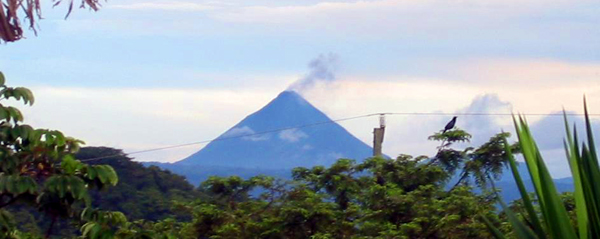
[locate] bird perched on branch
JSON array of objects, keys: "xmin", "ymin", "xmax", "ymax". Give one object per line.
[{"xmin": 443, "ymin": 116, "xmax": 457, "ymax": 133}]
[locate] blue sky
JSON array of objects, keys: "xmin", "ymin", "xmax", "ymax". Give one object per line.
[{"xmin": 1, "ymin": 0, "xmax": 599, "ymax": 177}]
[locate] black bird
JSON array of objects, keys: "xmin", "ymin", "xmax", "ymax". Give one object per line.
[{"xmin": 443, "ymin": 116, "xmax": 457, "ymax": 133}]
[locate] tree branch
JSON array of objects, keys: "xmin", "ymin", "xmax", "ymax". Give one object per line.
[{"xmin": 448, "ymin": 169, "xmax": 469, "ymax": 193}]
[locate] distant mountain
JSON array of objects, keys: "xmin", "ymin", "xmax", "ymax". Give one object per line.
[
  {"xmin": 150, "ymin": 91, "xmax": 577, "ymax": 201},
  {"xmin": 495, "ymin": 179, "xmax": 573, "ymax": 203},
  {"xmin": 176, "ymin": 90, "xmax": 373, "ymax": 169},
  {"xmin": 446, "ymin": 162, "xmax": 574, "ymax": 203}
]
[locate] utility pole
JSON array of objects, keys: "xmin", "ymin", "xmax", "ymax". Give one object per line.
[{"xmin": 373, "ymin": 114, "xmax": 386, "ymax": 157}]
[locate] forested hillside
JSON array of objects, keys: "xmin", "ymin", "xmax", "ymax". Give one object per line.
[
  {"xmin": 7, "ymin": 147, "xmax": 202, "ymax": 237},
  {"xmin": 76, "ymin": 147, "xmax": 202, "ymax": 221}
]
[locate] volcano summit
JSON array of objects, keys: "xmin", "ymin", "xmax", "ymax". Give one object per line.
[{"xmin": 175, "ymin": 90, "xmax": 373, "ymax": 169}]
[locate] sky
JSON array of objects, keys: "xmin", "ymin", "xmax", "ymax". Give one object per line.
[{"xmin": 1, "ymin": 0, "xmax": 599, "ymax": 178}]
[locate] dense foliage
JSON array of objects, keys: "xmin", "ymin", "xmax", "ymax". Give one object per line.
[
  {"xmin": 0, "ymin": 72, "xmax": 120, "ymax": 238},
  {"xmin": 52, "ymin": 128, "xmax": 517, "ymax": 238},
  {"xmin": 2, "ymin": 70, "xmax": 587, "ymax": 239}
]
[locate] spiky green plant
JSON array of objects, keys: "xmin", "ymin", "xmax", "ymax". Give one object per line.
[{"xmin": 483, "ymin": 99, "xmax": 600, "ymax": 239}]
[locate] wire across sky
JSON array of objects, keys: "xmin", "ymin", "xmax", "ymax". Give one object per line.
[{"xmin": 80, "ymin": 111, "xmax": 600, "ymax": 162}]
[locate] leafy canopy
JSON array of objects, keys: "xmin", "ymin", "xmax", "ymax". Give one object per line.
[{"xmin": 0, "ymin": 71, "xmax": 119, "ymax": 238}]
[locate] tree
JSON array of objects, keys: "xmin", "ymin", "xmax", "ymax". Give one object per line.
[
  {"xmin": 167, "ymin": 153, "xmax": 501, "ymax": 238},
  {"xmin": 0, "ymin": 0, "xmax": 102, "ymax": 42},
  {"xmin": 0, "ymin": 71, "xmax": 118, "ymax": 238},
  {"xmin": 428, "ymin": 128, "xmax": 519, "ymax": 191}
]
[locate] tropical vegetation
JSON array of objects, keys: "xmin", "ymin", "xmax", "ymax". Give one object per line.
[
  {"xmin": 482, "ymin": 101, "xmax": 600, "ymax": 239},
  {"xmin": 0, "ymin": 70, "xmax": 595, "ymax": 239}
]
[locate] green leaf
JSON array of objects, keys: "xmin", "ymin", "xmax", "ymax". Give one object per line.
[
  {"xmin": 504, "ymin": 136, "xmax": 545, "ymax": 238},
  {"xmin": 81, "ymin": 222, "xmax": 102, "ymax": 239},
  {"xmin": 18, "ymin": 124, "xmax": 33, "ymax": 140},
  {"xmin": 514, "ymin": 114, "xmax": 578, "ymax": 239},
  {"xmin": 13, "ymin": 87, "xmax": 34, "ymax": 105},
  {"xmin": 5, "ymin": 107, "xmax": 23, "ymax": 123},
  {"xmin": 498, "ymin": 195, "xmax": 538, "ymax": 239},
  {"xmin": 23, "ymin": 176, "xmax": 37, "ymax": 194},
  {"xmin": 563, "ymin": 112, "xmax": 589, "ymax": 239},
  {"xmin": 61, "ymin": 154, "xmax": 82, "ymax": 174},
  {"xmin": 584, "ymin": 97, "xmax": 597, "ymax": 161},
  {"xmin": 0, "ymin": 72, "xmax": 5, "ymax": 86},
  {"xmin": 69, "ymin": 176, "xmax": 87, "ymax": 200},
  {"xmin": 0, "ymin": 108, "xmax": 7, "ymax": 121},
  {"xmin": 5, "ymin": 175, "xmax": 16, "ymax": 193},
  {"xmin": 479, "ymin": 215, "xmax": 507, "ymax": 239},
  {"xmin": 92, "ymin": 165, "xmax": 118, "ymax": 186},
  {"xmin": 581, "ymin": 144, "xmax": 600, "ymax": 238},
  {"xmin": 86, "ymin": 166, "xmax": 97, "ymax": 180}
]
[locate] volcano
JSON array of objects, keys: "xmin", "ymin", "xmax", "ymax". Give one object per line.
[{"xmin": 175, "ymin": 90, "xmax": 373, "ymax": 169}]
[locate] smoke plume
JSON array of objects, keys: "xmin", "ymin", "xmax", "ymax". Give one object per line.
[{"xmin": 288, "ymin": 53, "xmax": 339, "ymax": 92}]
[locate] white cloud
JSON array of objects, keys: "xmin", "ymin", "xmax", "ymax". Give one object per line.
[
  {"xmin": 279, "ymin": 129, "xmax": 308, "ymax": 142},
  {"xmin": 53, "ymin": 0, "xmax": 596, "ymax": 43},
  {"xmin": 207, "ymin": 0, "xmax": 591, "ymax": 35},
  {"xmin": 222, "ymin": 126, "xmax": 254, "ymax": 137},
  {"xmin": 110, "ymin": 1, "xmax": 217, "ymax": 11},
  {"xmin": 222, "ymin": 126, "xmax": 270, "ymax": 141},
  {"xmin": 456, "ymin": 94, "xmax": 513, "ymax": 145}
]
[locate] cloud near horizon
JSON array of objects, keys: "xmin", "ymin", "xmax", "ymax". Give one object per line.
[
  {"xmin": 222, "ymin": 126, "xmax": 271, "ymax": 141},
  {"xmin": 456, "ymin": 94, "xmax": 513, "ymax": 145},
  {"xmin": 529, "ymin": 112, "xmax": 600, "ymax": 151}
]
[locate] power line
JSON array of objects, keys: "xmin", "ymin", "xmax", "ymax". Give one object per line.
[
  {"xmin": 80, "ymin": 113, "xmax": 378, "ymax": 162},
  {"xmin": 386, "ymin": 112, "xmax": 600, "ymax": 116},
  {"xmin": 79, "ymin": 111, "xmax": 600, "ymax": 162}
]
